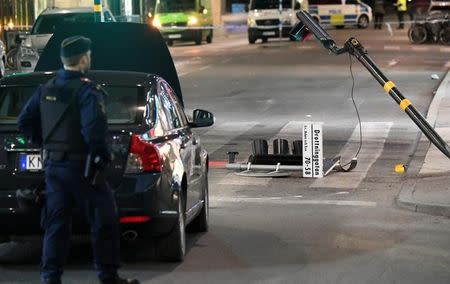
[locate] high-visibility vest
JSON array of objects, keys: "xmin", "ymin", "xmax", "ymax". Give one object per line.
[{"xmin": 397, "ymin": 0, "xmax": 407, "ymax": 11}]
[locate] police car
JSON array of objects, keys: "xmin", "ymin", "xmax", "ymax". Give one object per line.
[
  {"xmin": 307, "ymin": 0, "xmax": 372, "ymax": 29},
  {"xmin": 0, "ymin": 23, "xmax": 212, "ymax": 261}
]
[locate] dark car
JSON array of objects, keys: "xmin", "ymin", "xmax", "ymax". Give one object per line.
[{"xmin": 0, "ymin": 23, "xmax": 214, "ymax": 261}]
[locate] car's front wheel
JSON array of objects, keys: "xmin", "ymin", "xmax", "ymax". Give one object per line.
[
  {"xmin": 439, "ymin": 27, "xmax": 450, "ymax": 45},
  {"xmin": 248, "ymin": 33, "xmax": 257, "ymax": 44},
  {"xmin": 408, "ymin": 25, "xmax": 427, "ymax": 44},
  {"xmin": 155, "ymin": 191, "xmax": 186, "ymax": 262},
  {"xmin": 357, "ymin": 15, "xmax": 369, "ymax": 29}
]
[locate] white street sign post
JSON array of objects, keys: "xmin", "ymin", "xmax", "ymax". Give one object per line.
[{"xmin": 303, "ymin": 123, "xmax": 323, "ymax": 178}]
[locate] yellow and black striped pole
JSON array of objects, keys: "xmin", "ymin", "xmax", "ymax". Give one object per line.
[
  {"xmin": 345, "ymin": 37, "xmax": 450, "ymax": 159},
  {"xmin": 94, "ymin": 0, "xmax": 102, "ymax": 22}
]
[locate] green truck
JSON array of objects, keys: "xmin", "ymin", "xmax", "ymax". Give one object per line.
[{"xmin": 152, "ymin": 0, "xmax": 213, "ymax": 46}]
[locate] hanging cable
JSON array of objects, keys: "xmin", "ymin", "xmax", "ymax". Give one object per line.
[{"xmin": 335, "ymin": 53, "xmax": 362, "ymax": 171}]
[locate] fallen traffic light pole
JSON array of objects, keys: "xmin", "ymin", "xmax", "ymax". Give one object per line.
[{"xmin": 290, "ymin": 10, "xmax": 450, "ymax": 159}]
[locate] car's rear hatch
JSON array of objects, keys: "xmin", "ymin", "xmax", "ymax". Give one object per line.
[{"xmin": 0, "ymin": 72, "xmax": 148, "ymax": 192}]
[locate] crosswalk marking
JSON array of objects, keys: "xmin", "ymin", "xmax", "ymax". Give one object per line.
[
  {"xmin": 200, "ymin": 121, "xmax": 259, "ymax": 155},
  {"xmin": 411, "ymin": 46, "xmax": 429, "ymax": 52},
  {"xmin": 266, "ymin": 121, "xmax": 304, "ymax": 154},
  {"xmin": 217, "ymin": 173, "xmax": 270, "ymax": 186},
  {"xmin": 384, "ymin": 45, "xmax": 400, "ymax": 51},
  {"xmin": 310, "ymin": 122, "xmax": 393, "ymax": 189}
]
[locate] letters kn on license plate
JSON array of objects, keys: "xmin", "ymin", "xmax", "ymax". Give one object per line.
[{"xmin": 19, "ymin": 154, "xmax": 42, "ymax": 171}]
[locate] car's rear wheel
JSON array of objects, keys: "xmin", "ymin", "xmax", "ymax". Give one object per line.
[
  {"xmin": 155, "ymin": 191, "xmax": 186, "ymax": 261},
  {"xmin": 195, "ymin": 32, "xmax": 202, "ymax": 45},
  {"xmin": 187, "ymin": 175, "xmax": 209, "ymax": 233},
  {"xmin": 206, "ymin": 30, "xmax": 213, "ymax": 44}
]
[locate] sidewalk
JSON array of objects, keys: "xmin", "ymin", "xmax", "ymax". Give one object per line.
[{"xmin": 396, "ymin": 70, "xmax": 450, "ymax": 218}]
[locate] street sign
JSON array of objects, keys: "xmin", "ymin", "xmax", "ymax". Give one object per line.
[{"xmin": 303, "ymin": 123, "xmax": 323, "ymax": 178}]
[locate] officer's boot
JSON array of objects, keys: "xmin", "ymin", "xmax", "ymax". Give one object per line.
[{"xmin": 101, "ymin": 276, "xmax": 140, "ymax": 284}]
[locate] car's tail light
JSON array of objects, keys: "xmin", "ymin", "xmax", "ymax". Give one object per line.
[
  {"xmin": 125, "ymin": 134, "xmax": 162, "ymax": 174},
  {"xmin": 119, "ymin": 215, "xmax": 151, "ymax": 224}
]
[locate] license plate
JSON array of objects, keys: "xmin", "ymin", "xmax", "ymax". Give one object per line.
[
  {"xmin": 262, "ymin": 31, "xmax": 276, "ymax": 36},
  {"xmin": 19, "ymin": 154, "xmax": 42, "ymax": 171},
  {"xmin": 168, "ymin": 34, "xmax": 182, "ymax": 39}
]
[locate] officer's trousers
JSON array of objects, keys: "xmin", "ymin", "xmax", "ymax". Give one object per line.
[{"xmin": 40, "ymin": 160, "xmax": 120, "ymax": 282}]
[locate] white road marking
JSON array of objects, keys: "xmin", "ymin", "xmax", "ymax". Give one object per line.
[
  {"xmin": 445, "ymin": 61, "xmax": 450, "ymax": 68},
  {"xmin": 217, "ymin": 173, "xmax": 270, "ymax": 186},
  {"xmin": 221, "ymin": 58, "xmax": 232, "ymax": 64},
  {"xmin": 297, "ymin": 46, "xmax": 313, "ymax": 50},
  {"xmin": 267, "ymin": 121, "xmax": 305, "ymax": 153},
  {"xmin": 388, "ymin": 59, "xmax": 399, "ymax": 67},
  {"xmin": 179, "ymin": 65, "xmax": 212, "ymax": 77},
  {"xmin": 276, "ymin": 121, "xmax": 305, "ymax": 137},
  {"xmin": 211, "ymin": 196, "xmax": 377, "ymax": 207},
  {"xmin": 311, "ymin": 122, "xmax": 393, "ymax": 189},
  {"xmin": 332, "ymin": 191, "xmax": 350, "ymax": 195},
  {"xmin": 201, "ymin": 121, "xmax": 259, "ymax": 154},
  {"xmin": 411, "ymin": 46, "xmax": 429, "ymax": 52},
  {"xmin": 199, "ymin": 65, "xmax": 211, "ymax": 71},
  {"xmin": 384, "ymin": 45, "xmax": 401, "ymax": 51},
  {"xmin": 440, "ymin": 47, "xmax": 450, "ymax": 53}
]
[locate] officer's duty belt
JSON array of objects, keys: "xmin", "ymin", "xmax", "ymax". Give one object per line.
[{"xmin": 46, "ymin": 151, "xmax": 87, "ymax": 162}]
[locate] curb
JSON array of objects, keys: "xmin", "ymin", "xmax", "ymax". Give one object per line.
[
  {"xmin": 396, "ymin": 69, "xmax": 450, "ymax": 218},
  {"xmin": 424, "ymin": 69, "xmax": 450, "ymax": 128},
  {"xmin": 396, "ymin": 179, "xmax": 450, "ymax": 218}
]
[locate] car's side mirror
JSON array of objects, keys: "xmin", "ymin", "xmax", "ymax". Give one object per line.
[{"xmin": 190, "ymin": 109, "xmax": 214, "ymax": 128}]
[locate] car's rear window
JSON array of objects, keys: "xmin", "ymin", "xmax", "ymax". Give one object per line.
[
  {"xmin": 0, "ymin": 85, "xmax": 142, "ymax": 125},
  {"xmin": 31, "ymin": 12, "xmax": 114, "ymax": 35},
  {"xmin": 251, "ymin": 0, "xmax": 292, "ymax": 9}
]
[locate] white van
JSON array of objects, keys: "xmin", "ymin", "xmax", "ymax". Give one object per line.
[
  {"xmin": 307, "ymin": 0, "xmax": 372, "ymax": 29},
  {"xmin": 18, "ymin": 7, "xmax": 115, "ymax": 72},
  {"xmin": 247, "ymin": 0, "xmax": 301, "ymax": 44}
]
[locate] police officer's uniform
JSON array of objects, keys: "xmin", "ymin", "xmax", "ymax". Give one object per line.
[{"xmin": 18, "ymin": 36, "xmax": 138, "ymax": 284}]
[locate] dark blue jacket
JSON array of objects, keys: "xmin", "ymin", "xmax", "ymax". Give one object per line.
[{"xmin": 18, "ymin": 69, "xmax": 110, "ymax": 161}]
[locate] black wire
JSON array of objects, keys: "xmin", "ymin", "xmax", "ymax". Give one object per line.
[{"xmin": 341, "ymin": 53, "xmax": 363, "ymax": 167}]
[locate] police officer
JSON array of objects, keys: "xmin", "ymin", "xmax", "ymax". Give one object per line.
[
  {"xmin": 395, "ymin": 0, "xmax": 407, "ymax": 29},
  {"xmin": 17, "ymin": 36, "xmax": 139, "ymax": 284}
]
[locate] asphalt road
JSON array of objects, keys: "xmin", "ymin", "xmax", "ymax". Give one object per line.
[{"xmin": 1, "ymin": 27, "xmax": 450, "ymax": 283}]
